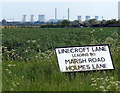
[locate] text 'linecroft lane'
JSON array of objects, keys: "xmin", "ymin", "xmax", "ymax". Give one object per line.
[{"xmin": 58, "ymin": 46, "xmax": 107, "ymax": 54}]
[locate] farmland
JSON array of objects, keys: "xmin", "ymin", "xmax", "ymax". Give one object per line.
[{"xmin": 2, "ymin": 27, "xmax": 120, "ymax": 91}]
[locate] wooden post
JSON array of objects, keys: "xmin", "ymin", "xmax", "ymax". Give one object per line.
[{"xmin": 103, "ymin": 71, "xmax": 106, "ymax": 93}]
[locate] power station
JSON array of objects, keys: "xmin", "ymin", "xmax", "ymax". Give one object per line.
[{"xmin": 21, "ymin": 8, "xmax": 100, "ymax": 22}]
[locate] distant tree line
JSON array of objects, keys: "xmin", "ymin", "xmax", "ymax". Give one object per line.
[{"xmin": 1, "ymin": 19, "xmax": 120, "ymax": 28}]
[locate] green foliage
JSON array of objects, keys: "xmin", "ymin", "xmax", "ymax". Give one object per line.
[
  {"xmin": 61, "ymin": 20, "xmax": 70, "ymax": 27},
  {"xmin": 2, "ymin": 27, "xmax": 118, "ymax": 62},
  {"xmin": 88, "ymin": 19, "xmax": 100, "ymax": 26},
  {"xmin": 106, "ymin": 19, "xmax": 118, "ymax": 25},
  {"xmin": 2, "ymin": 19, "xmax": 7, "ymax": 25},
  {"xmin": 2, "ymin": 27, "xmax": 119, "ymax": 91}
]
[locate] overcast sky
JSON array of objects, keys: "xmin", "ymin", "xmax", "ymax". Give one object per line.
[{"xmin": 1, "ymin": 0, "xmax": 119, "ymax": 21}]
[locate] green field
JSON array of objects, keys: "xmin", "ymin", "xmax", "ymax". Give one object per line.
[{"xmin": 2, "ymin": 27, "xmax": 120, "ymax": 91}]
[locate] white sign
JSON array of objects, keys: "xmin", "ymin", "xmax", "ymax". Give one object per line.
[{"xmin": 55, "ymin": 45, "xmax": 114, "ymax": 72}]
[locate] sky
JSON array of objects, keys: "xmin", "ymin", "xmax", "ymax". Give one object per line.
[{"xmin": 1, "ymin": 0, "xmax": 120, "ymax": 21}]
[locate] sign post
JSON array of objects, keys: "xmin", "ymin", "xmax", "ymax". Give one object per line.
[{"xmin": 55, "ymin": 44, "xmax": 114, "ymax": 73}]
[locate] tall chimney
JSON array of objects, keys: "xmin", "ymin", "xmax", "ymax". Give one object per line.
[
  {"xmin": 55, "ymin": 8, "xmax": 57, "ymax": 22},
  {"xmin": 118, "ymin": 1, "xmax": 120, "ymax": 20},
  {"xmin": 68, "ymin": 8, "xmax": 70, "ymax": 20}
]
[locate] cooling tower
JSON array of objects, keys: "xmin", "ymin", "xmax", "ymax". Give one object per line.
[
  {"xmin": 95, "ymin": 16, "xmax": 99, "ymax": 20},
  {"xmin": 30, "ymin": 15, "xmax": 34, "ymax": 22},
  {"xmin": 77, "ymin": 16, "xmax": 81, "ymax": 20},
  {"xmin": 22, "ymin": 15, "xmax": 27, "ymax": 22},
  {"xmin": 85, "ymin": 16, "xmax": 90, "ymax": 21},
  {"xmin": 38, "ymin": 15, "xmax": 45, "ymax": 22}
]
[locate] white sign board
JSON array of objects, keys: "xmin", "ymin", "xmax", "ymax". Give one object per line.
[{"xmin": 55, "ymin": 45, "xmax": 114, "ymax": 72}]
